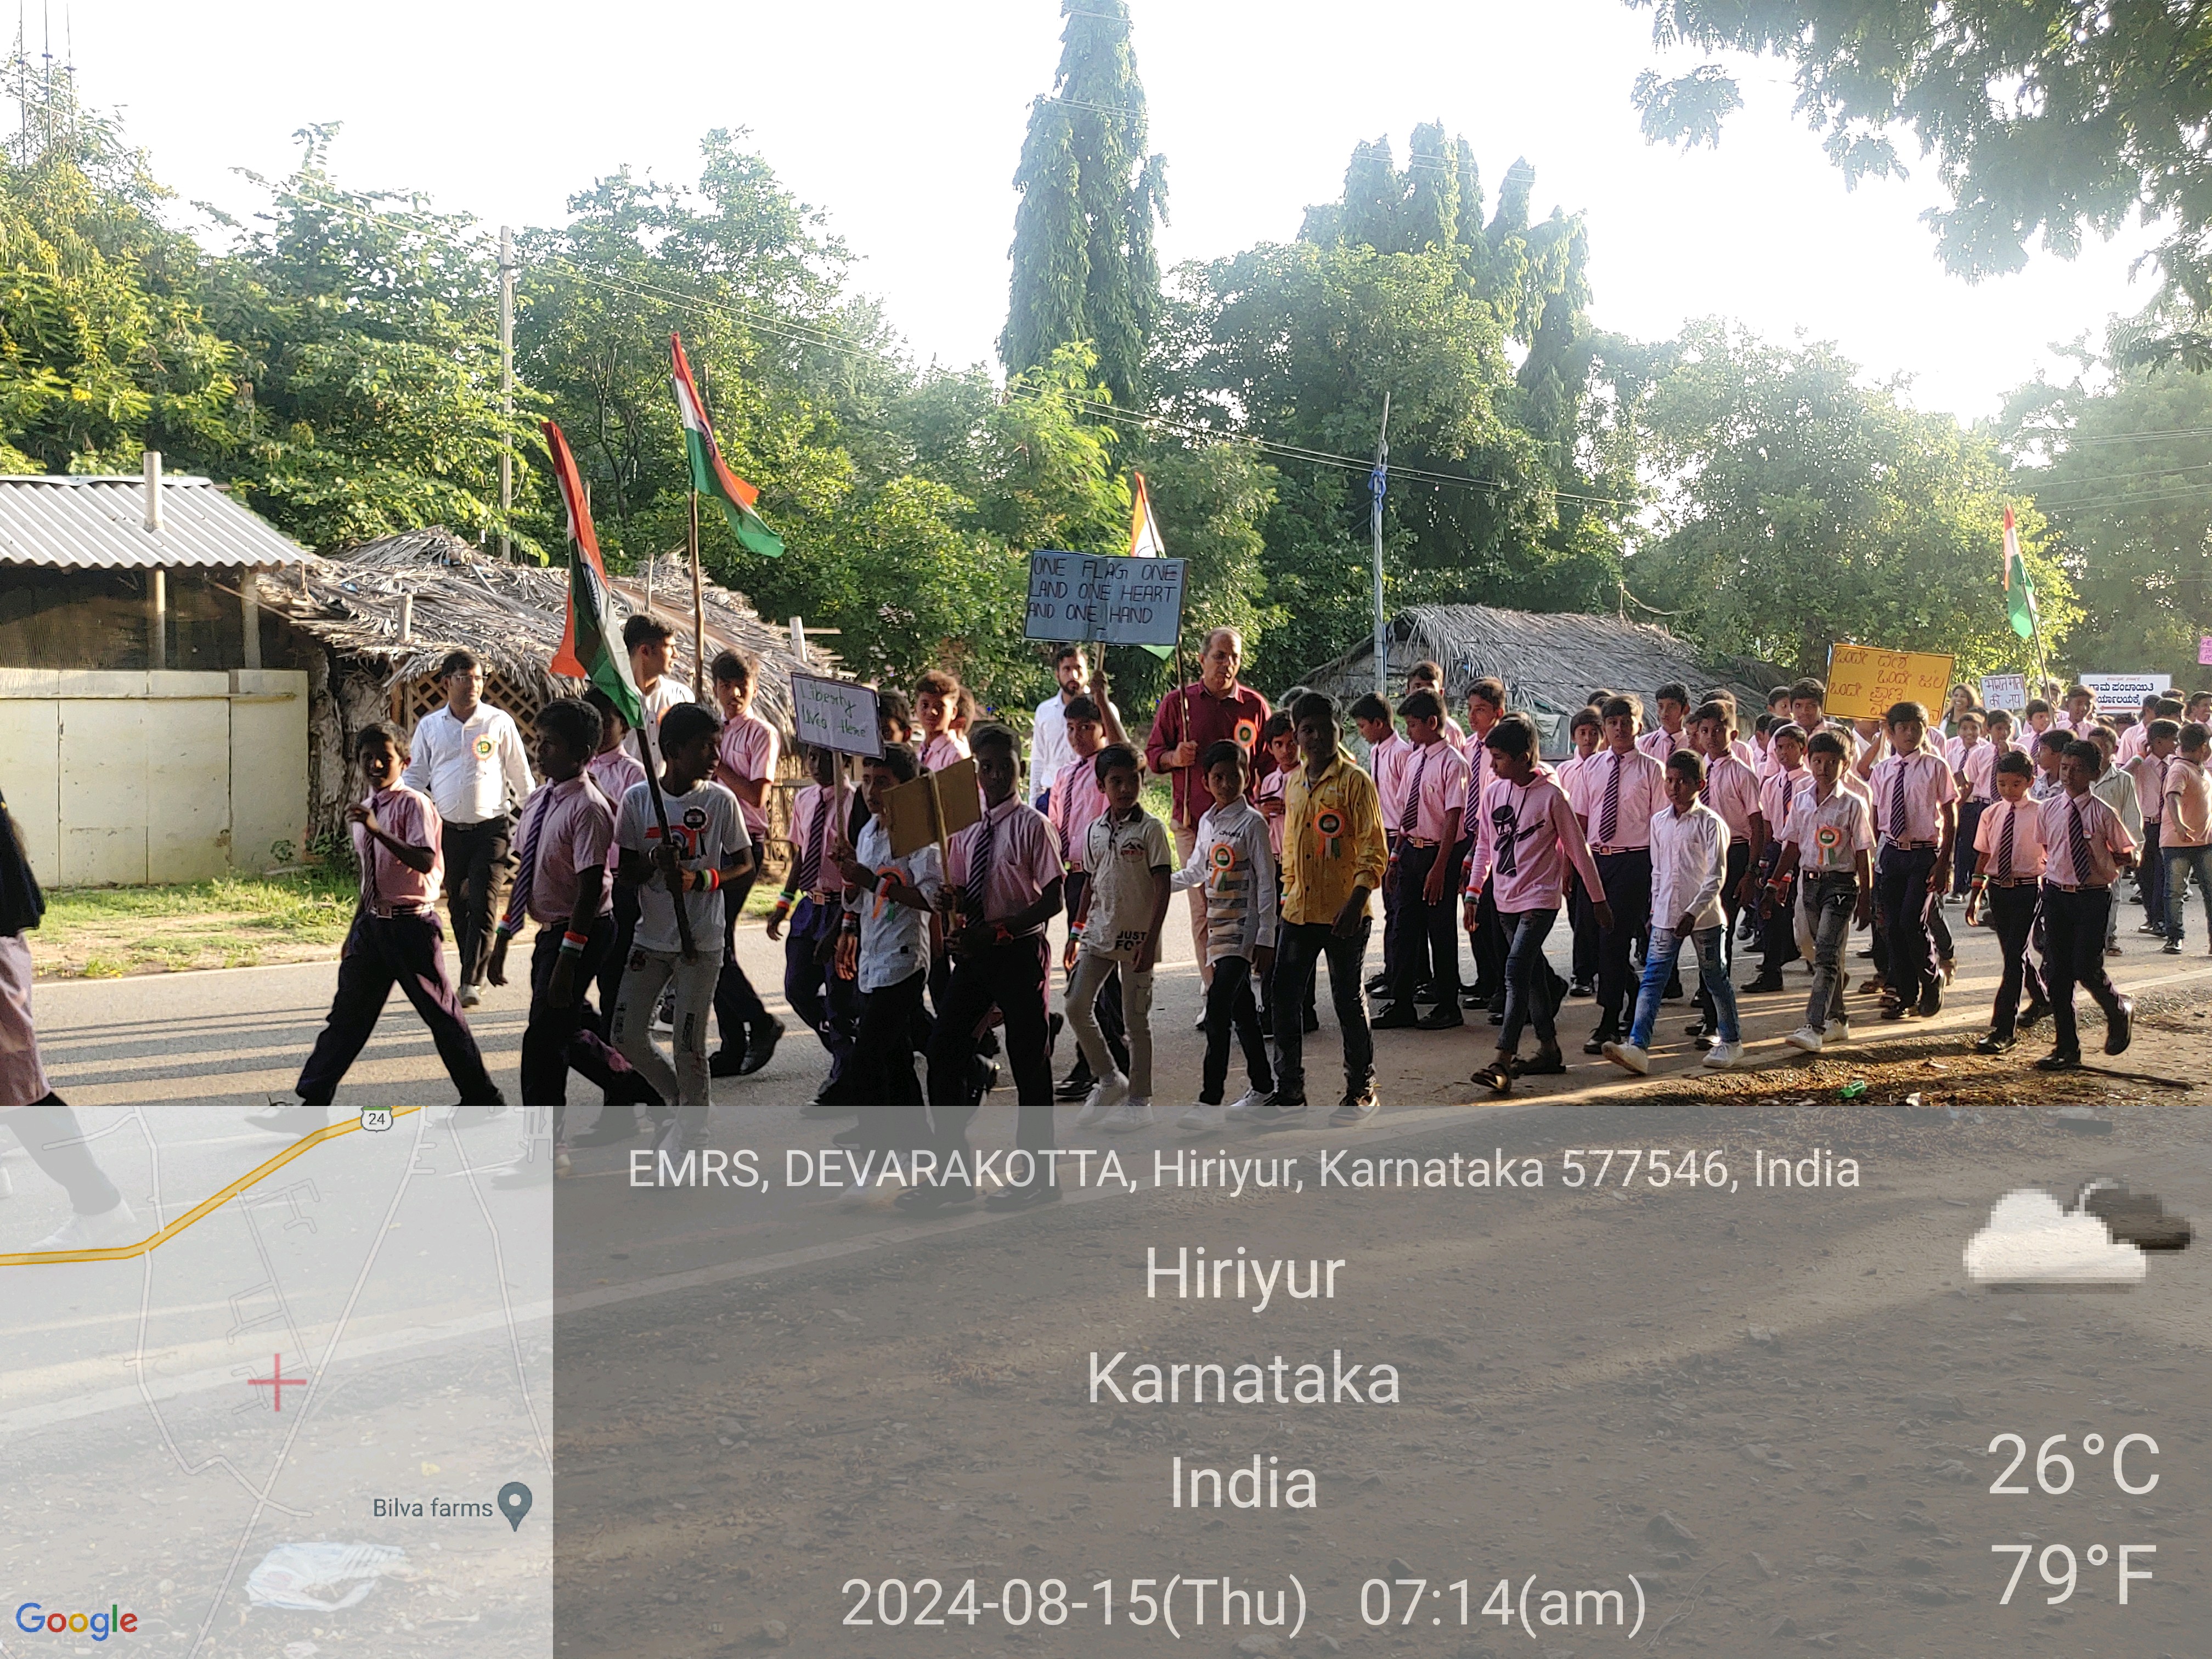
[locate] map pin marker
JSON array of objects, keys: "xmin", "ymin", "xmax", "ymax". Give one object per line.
[{"xmin": 498, "ymin": 1481, "xmax": 533, "ymax": 1532}]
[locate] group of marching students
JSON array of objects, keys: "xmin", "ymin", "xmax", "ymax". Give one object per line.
[{"xmin": 19, "ymin": 610, "xmax": 2201, "ymax": 1228}]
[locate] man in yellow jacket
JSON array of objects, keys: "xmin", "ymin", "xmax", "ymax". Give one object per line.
[{"xmin": 1246, "ymin": 691, "xmax": 1390, "ymax": 1127}]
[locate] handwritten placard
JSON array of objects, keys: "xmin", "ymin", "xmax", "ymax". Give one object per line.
[
  {"xmin": 2199, "ymin": 635, "xmax": 2212, "ymax": 667},
  {"xmin": 1025, "ymin": 551, "xmax": 1186, "ymax": 648},
  {"xmin": 790, "ymin": 672, "xmax": 883, "ymax": 758},
  {"xmin": 1824, "ymin": 644, "xmax": 1956, "ymax": 721},
  {"xmin": 1978, "ymin": 673, "xmax": 2027, "ymax": 713}
]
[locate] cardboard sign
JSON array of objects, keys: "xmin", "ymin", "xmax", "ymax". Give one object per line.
[
  {"xmin": 2080, "ymin": 672, "xmax": 2170, "ymax": 714},
  {"xmin": 1024, "ymin": 551, "xmax": 1186, "ymax": 648},
  {"xmin": 1978, "ymin": 673, "xmax": 2028, "ymax": 714},
  {"xmin": 790, "ymin": 673, "xmax": 883, "ymax": 759},
  {"xmin": 884, "ymin": 757, "xmax": 980, "ymax": 859},
  {"xmin": 1823, "ymin": 645, "xmax": 1956, "ymax": 721}
]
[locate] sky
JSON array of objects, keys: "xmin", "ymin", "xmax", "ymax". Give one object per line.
[{"xmin": 55, "ymin": 0, "xmax": 2158, "ymax": 422}]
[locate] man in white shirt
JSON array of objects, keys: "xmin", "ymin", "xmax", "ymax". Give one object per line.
[
  {"xmin": 1029, "ymin": 644, "xmax": 1124, "ymax": 809},
  {"xmin": 622, "ymin": 613, "xmax": 695, "ymax": 771},
  {"xmin": 399, "ymin": 650, "xmax": 534, "ymax": 1005}
]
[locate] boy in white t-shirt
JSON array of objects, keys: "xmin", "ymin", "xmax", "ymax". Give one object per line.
[
  {"xmin": 1066, "ymin": 744, "xmax": 1173, "ymax": 1134},
  {"xmin": 611, "ymin": 702, "xmax": 752, "ymax": 1154}
]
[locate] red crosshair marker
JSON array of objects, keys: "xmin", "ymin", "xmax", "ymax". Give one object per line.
[{"xmin": 249, "ymin": 1353, "xmax": 307, "ymax": 1412}]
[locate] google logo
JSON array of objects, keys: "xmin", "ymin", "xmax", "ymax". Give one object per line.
[{"xmin": 14, "ymin": 1604, "xmax": 138, "ymax": 1640}]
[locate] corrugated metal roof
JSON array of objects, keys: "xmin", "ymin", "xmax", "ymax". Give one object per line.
[{"xmin": 0, "ymin": 474, "xmax": 307, "ymax": 570}]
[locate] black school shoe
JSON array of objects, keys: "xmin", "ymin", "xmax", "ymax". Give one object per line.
[
  {"xmin": 2033, "ymin": 1050, "xmax": 2082, "ymax": 1071},
  {"xmin": 1973, "ymin": 1031, "xmax": 2016, "ymax": 1056},
  {"xmin": 1917, "ymin": 983, "xmax": 1944, "ymax": 1017},
  {"xmin": 2019, "ymin": 997, "xmax": 2052, "ymax": 1030},
  {"xmin": 569, "ymin": 1110, "xmax": 642, "ymax": 1146},
  {"xmin": 1743, "ymin": 972, "xmax": 1786, "ymax": 994},
  {"xmin": 1415, "ymin": 1003, "xmax": 1465, "ymax": 1030},
  {"xmin": 1372, "ymin": 1002, "xmax": 1421, "ymax": 1030},
  {"xmin": 2105, "ymin": 996, "xmax": 2134, "ymax": 1056},
  {"xmin": 895, "ymin": 1181, "xmax": 977, "ymax": 1212},
  {"xmin": 708, "ymin": 1049, "xmax": 748, "ymax": 1078},
  {"xmin": 1582, "ymin": 1022, "xmax": 1618, "ymax": 1057},
  {"xmin": 1055, "ymin": 1066, "xmax": 1096, "ymax": 1101},
  {"xmin": 736, "ymin": 1017, "xmax": 787, "ymax": 1076},
  {"xmin": 1567, "ymin": 979, "xmax": 1593, "ymax": 998},
  {"xmin": 985, "ymin": 1180, "xmax": 1062, "ymax": 1212}
]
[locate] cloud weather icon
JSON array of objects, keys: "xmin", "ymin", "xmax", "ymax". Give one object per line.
[{"xmin": 1963, "ymin": 1188, "xmax": 2149, "ymax": 1286}]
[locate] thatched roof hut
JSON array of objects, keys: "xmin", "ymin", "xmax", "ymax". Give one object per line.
[
  {"xmin": 1302, "ymin": 603, "xmax": 1784, "ymax": 754},
  {"xmin": 256, "ymin": 527, "xmax": 828, "ymax": 843}
]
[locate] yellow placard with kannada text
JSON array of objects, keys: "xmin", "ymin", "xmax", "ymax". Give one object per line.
[{"xmin": 1823, "ymin": 645, "xmax": 1957, "ymax": 722}]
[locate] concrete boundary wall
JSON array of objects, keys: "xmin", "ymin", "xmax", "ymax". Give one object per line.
[{"xmin": 0, "ymin": 668, "xmax": 309, "ymax": 885}]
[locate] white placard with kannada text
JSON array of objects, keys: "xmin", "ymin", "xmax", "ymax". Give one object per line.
[
  {"xmin": 2080, "ymin": 672, "xmax": 2171, "ymax": 714},
  {"xmin": 790, "ymin": 672, "xmax": 883, "ymax": 758}
]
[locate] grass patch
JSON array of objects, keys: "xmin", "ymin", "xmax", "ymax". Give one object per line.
[{"xmin": 30, "ymin": 867, "xmax": 360, "ymax": 979}]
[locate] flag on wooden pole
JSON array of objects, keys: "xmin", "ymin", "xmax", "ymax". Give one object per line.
[
  {"xmin": 1125, "ymin": 470, "xmax": 1173, "ymax": 661},
  {"xmin": 2002, "ymin": 506, "xmax": 2038, "ymax": 643},
  {"xmin": 670, "ymin": 334, "xmax": 783, "ymax": 557},
  {"xmin": 545, "ymin": 420, "xmax": 644, "ymax": 729}
]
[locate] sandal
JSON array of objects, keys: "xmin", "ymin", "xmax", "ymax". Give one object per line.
[{"xmin": 1470, "ymin": 1063, "xmax": 1513, "ymax": 1094}]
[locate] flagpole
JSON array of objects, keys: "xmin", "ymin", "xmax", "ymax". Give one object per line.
[{"xmin": 689, "ymin": 489, "xmax": 706, "ymax": 699}]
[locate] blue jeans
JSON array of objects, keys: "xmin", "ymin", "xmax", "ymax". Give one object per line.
[
  {"xmin": 2166, "ymin": 843, "xmax": 2212, "ymax": 944},
  {"xmin": 1627, "ymin": 925, "xmax": 1737, "ymax": 1049}
]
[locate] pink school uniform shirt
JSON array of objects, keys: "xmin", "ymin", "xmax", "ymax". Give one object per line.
[
  {"xmin": 1974, "ymin": 795, "xmax": 2046, "ymax": 880},
  {"xmin": 945, "ymin": 797, "xmax": 1063, "ymax": 930},
  {"xmin": 1866, "ymin": 750, "xmax": 1957, "ymax": 845},
  {"xmin": 712, "ymin": 710, "xmax": 781, "ymax": 842},
  {"xmin": 1465, "ymin": 771, "xmax": 1605, "ymax": 913},
  {"xmin": 2038, "ymin": 792, "xmax": 2135, "ymax": 887},
  {"xmin": 1394, "ymin": 738, "xmax": 1470, "ymax": 844},
  {"xmin": 586, "ymin": 748, "xmax": 648, "ymax": 874},
  {"xmin": 1568, "ymin": 746, "xmax": 1666, "ymax": 852},
  {"xmin": 1252, "ymin": 764, "xmax": 1289, "ymax": 858},
  {"xmin": 1367, "ymin": 732, "xmax": 1413, "ymax": 829},
  {"xmin": 356, "ymin": 785, "xmax": 443, "ymax": 916},
  {"xmin": 1698, "ymin": 752, "xmax": 1762, "ymax": 841},
  {"xmin": 1049, "ymin": 754, "xmax": 1110, "ymax": 872},
  {"xmin": 511, "ymin": 774, "xmax": 616, "ymax": 926}
]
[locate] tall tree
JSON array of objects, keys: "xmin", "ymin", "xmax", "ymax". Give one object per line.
[
  {"xmin": 1001, "ymin": 0, "xmax": 1167, "ymax": 409},
  {"xmin": 1632, "ymin": 320, "xmax": 2076, "ymax": 675},
  {"xmin": 1622, "ymin": 0, "xmax": 2212, "ymax": 368},
  {"xmin": 1997, "ymin": 351, "xmax": 2212, "ymax": 687},
  {"xmin": 205, "ymin": 126, "xmax": 533, "ymax": 550},
  {"xmin": 0, "ymin": 70, "xmax": 235, "ymax": 475}
]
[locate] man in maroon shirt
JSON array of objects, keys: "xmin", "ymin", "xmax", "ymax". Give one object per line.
[{"xmin": 1144, "ymin": 627, "xmax": 1272, "ymax": 989}]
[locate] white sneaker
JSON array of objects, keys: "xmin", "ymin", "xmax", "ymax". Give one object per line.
[
  {"xmin": 460, "ymin": 982, "xmax": 482, "ymax": 1008},
  {"xmin": 1223, "ymin": 1090, "xmax": 1274, "ymax": 1122},
  {"xmin": 554, "ymin": 1146, "xmax": 573, "ymax": 1177},
  {"xmin": 1702, "ymin": 1040, "xmax": 1743, "ymax": 1069},
  {"xmin": 1602, "ymin": 1040, "xmax": 1650, "ymax": 1076},
  {"xmin": 30, "ymin": 1197, "xmax": 138, "ymax": 1252},
  {"xmin": 1101, "ymin": 1097, "xmax": 1155, "ymax": 1133},
  {"xmin": 1830, "ymin": 1019, "xmax": 1852, "ymax": 1044},
  {"xmin": 1074, "ymin": 1073, "xmax": 1130, "ymax": 1128},
  {"xmin": 1784, "ymin": 1025, "xmax": 1824, "ymax": 1053},
  {"xmin": 1176, "ymin": 1101, "xmax": 1224, "ymax": 1133}
]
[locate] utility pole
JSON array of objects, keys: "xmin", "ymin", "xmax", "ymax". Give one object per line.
[
  {"xmin": 498, "ymin": 224, "xmax": 514, "ymax": 561},
  {"xmin": 1370, "ymin": 390, "xmax": 1391, "ymax": 698}
]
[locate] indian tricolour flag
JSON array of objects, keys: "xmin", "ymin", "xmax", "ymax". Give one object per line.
[
  {"xmin": 1128, "ymin": 470, "xmax": 1164, "ymax": 557},
  {"xmin": 2002, "ymin": 505, "xmax": 2038, "ymax": 642},
  {"xmin": 670, "ymin": 333, "xmax": 783, "ymax": 558},
  {"xmin": 545, "ymin": 419, "xmax": 645, "ymax": 730}
]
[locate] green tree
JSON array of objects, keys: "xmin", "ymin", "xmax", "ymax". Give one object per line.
[
  {"xmin": 204, "ymin": 126, "xmax": 534, "ymax": 549},
  {"xmin": 1632, "ymin": 319, "xmax": 2076, "ymax": 675},
  {"xmin": 1001, "ymin": 0, "xmax": 1167, "ymax": 408},
  {"xmin": 0, "ymin": 72, "xmax": 235, "ymax": 475},
  {"xmin": 1997, "ymin": 351, "xmax": 2212, "ymax": 687},
  {"xmin": 1622, "ymin": 0, "xmax": 2212, "ymax": 367}
]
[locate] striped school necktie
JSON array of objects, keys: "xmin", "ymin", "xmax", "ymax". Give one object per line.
[
  {"xmin": 2067, "ymin": 801, "xmax": 2092, "ymax": 884},
  {"xmin": 1996, "ymin": 808, "xmax": 2015, "ymax": 879},
  {"xmin": 1401, "ymin": 748, "xmax": 1428, "ymax": 836},
  {"xmin": 794, "ymin": 793, "xmax": 828, "ymax": 895},
  {"xmin": 498, "ymin": 791, "xmax": 552, "ymax": 934},
  {"xmin": 963, "ymin": 806, "xmax": 997, "ymax": 918},
  {"xmin": 1888, "ymin": 761, "xmax": 1909, "ymax": 844},
  {"xmin": 1598, "ymin": 755, "xmax": 1621, "ymax": 844}
]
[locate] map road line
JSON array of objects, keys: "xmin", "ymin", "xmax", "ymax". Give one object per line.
[{"xmin": 0, "ymin": 1107, "xmax": 424, "ymax": 1268}]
